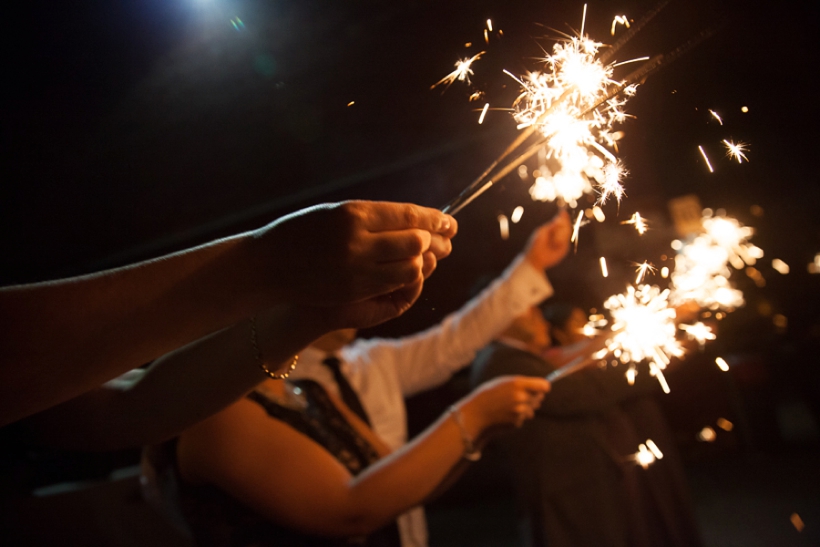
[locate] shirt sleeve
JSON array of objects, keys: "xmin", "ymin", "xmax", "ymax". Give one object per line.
[{"xmin": 343, "ymin": 255, "xmax": 554, "ymax": 398}]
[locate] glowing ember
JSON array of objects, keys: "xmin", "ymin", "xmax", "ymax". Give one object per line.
[
  {"xmin": 511, "ymin": 206, "xmax": 524, "ymax": 223},
  {"xmin": 600, "ymin": 257, "xmax": 609, "ymax": 277},
  {"xmin": 633, "ymin": 439, "xmax": 662, "ymax": 468},
  {"xmin": 708, "ymin": 109, "xmax": 723, "ymax": 125},
  {"xmin": 497, "ymin": 214, "xmax": 510, "ymax": 240},
  {"xmin": 478, "ymin": 103, "xmax": 490, "ymax": 124},
  {"xmin": 715, "ymin": 357, "xmax": 729, "ymax": 371},
  {"xmin": 771, "ymin": 258, "xmax": 790, "ymax": 274},
  {"xmin": 698, "ymin": 426, "xmax": 716, "ymax": 442},
  {"xmin": 716, "ymin": 418, "xmax": 733, "ymax": 431}
]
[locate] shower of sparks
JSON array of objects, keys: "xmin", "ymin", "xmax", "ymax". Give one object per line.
[
  {"xmin": 698, "ymin": 146, "xmax": 714, "ymax": 173},
  {"xmin": 601, "ymin": 284, "xmax": 684, "ymax": 392},
  {"xmin": 600, "ymin": 257, "xmax": 609, "ymax": 277},
  {"xmin": 634, "ymin": 261, "xmax": 656, "ymax": 283},
  {"xmin": 511, "ymin": 206, "xmax": 525, "ymax": 223},
  {"xmin": 715, "ymin": 356, "xmax": 729, "ymax": 371},
  {"xmin": 571, "ymin": 210, "xmax": 589, "ymax": 250},
  {"xmin": 680, "ymin": 322, "xmax": 716, "ymax": 347},
  {"xmin": 611, "ymin": 15, "xmax": 631, "ymax": 35},
  {"xmin": 669, "ymin": 210, "xmax": 763, "ymax": 310},
  {"xmin": 478, "ymin": 103, "xmax": 490, "ymax": 124},
  {"xmin": 622, "ymin": 212, "xmax": 648, "ymax": 234},
  {"xmin": 431, "ymin": 51, "xmax": 485, "ymax": 92},
  {"xmin": 505, "ymin": 8, "xmax": 642, "ymax": 208},
  {"xmin": 723, "ymin": 139, "xmax": 749, "ymax": 163},
  {"xmin": 708, "ymin": 109, "xmax": 723, "ymax": 125}
]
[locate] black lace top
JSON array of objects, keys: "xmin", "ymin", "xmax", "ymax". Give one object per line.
[{"xmin": 144, "ymin": 378, "xmax": 401, "ymax": 547}]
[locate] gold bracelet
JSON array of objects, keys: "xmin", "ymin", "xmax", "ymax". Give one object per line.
[
  {"xmin": 249, "ymin": 316, "xmax": 299, "ymax": 379},
  {"xmin": 448, "ymin": 405, "xmax": 482, "ymax": 462}
]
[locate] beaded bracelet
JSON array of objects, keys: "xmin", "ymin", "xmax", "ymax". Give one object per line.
[{"xmin": 249, "ymin": 316, "xmax": 299, "ymax": 379}]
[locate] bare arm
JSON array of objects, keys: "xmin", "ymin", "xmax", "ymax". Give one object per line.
[
  {"xmin": 178, "ymin": 376, "xmax": 549, "ymax": 538},
  {"xmin": 0, "ymin": 201, "xmax": 456, "ymax": 426}
]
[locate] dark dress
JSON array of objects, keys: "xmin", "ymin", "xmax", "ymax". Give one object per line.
[
  {"xmin": 471, "ymin": 342, "xmax": 703, "ymax": 547},
  {"xmin": 142, "ymin": 378, "xmax": 401, "ymax": 547}
]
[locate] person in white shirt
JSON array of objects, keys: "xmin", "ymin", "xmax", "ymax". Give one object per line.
[{"xmin": 285, "ymin": 210, "xmax": 571, "ymax": 547}]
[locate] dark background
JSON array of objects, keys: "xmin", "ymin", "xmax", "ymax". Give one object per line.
[{"xmin": 2, "ymin": 0, "xmax": 819, "ymax": 545}]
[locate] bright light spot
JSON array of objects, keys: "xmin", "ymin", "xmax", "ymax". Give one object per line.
[
  {"xmin": 478, "ymin": 103, "xmax": 490, "ymax": 124},
  {"xmin": 347, "ymin": 101, "xmax": 355, "ymax": 107},
  {"xmin": 671, "ymin": 240, "xmax": 683, "ymax": 251},
  {"xmin": 698, "ymin": 427, "xmax": 716, "ymax": 442},
  {"xmin": 741, "ymin": 106, "xmax": 749, "ymax": 113},
  {"xmin": 511, "ymin": 206, "xmax": 524, "ymax": 224},
  {"xmin": 661, "ymin": 267, "xmax": 669, "ymax": 278},
  {"xmin": 809, "ymin": 253, "xmax": 820, "ymax": 274},
  {"xmin": 498, "ymin": 214, "xmax": 510, "ymax": 240},
  {"xmin": 634, "ymin": 443, "xmax": 657, "ymax": 468},
  {"xmin": 723, "ymin": 139, "xmax": 750, "ymax": 163},
  {"xmin": 715, "ymin": 357, "xmax": 729, "ymax": 371},
  {"xmin": 517, "ymin": 165, "xmax": 529, "ymax": 180},
  {"xmin": 772, "ymin": 259, "xmax": 790, "ymax": 274},
  {"xmin": 486, "ymin": 19, "xmax": 493, "ymax": 32},
  {"xmin": 592, "ymin": 206, "xmax": 606, "ymax": 222},
  {"xmin": 716, "ymin": 418, "xmax": 734, "ymax": 431},
  {"xmin": 600, "ymin": 257, "xmax": 609, "ymax": 277},
  {"xmin": 708, "ymin": 109, "xmax": 723, "ymax": 125}
]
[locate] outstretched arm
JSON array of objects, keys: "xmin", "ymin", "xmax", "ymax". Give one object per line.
[
  {"xmin": 0, "ymin": 201, "xmax": 456, "ymax": 426},
  {"xmin": 177, "ymin": 376, "xmax": 549, "ymax": 538}
]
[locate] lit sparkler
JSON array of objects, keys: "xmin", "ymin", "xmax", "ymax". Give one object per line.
[
  {"xmin": 431, "ymin": 51, "xmax": 485, "ymax": 92},
  {"xmin": 722, "ymin": 139, "xmax": 749, "ymax": 163},
  {"xmin": 622, "ymin": 211, "xmax": 648, "ymax": 234},
  {"xmin": 602, "ymin": 284, "xmax": 684, "ymax": 393}
]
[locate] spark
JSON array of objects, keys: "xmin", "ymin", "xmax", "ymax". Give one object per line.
[
  {"xmin": 600, "ymin": 257, "xmax": 609, "ymax": 277},
  {"xmin": 772, "ymin": 258, "xmax": 789, "ymax": 274},
  {"xmin": 791, "ymin": 514, "xmax": 805, "ymax": 532},
  {"xmin": 708, "ymin": 109, "xmax": 723, "ymax": 125},
  {"xmin": 484, "ymin": 29, "xmax": 489, "ymax": 43},
  {"xmin": 680, "ymin": 322, "xmax": 716, "ymax": 347},
  {"xmin": 698, "ymin": 427, "xmax": 716, "ymax": 442},
  {"xmin": 347, "ymin": 101, "xmax": 355, "ymax": 107},
  {"xmin": 741, "ymin": 106, "xmax": 749, "ymax": 113},
  {"xmin": 661, "ymin": 267, "xmax": 669, "ymax": 278},
  {"xmin": 498, "ymin": 214, "xmax": 510, "ymax": 240},
  {"xmin": 592, "ymin": 206, "xmax": 606, "ymax": 222},
  {"xmin": 715, "ymin": 357, "xmax": 729, "ymax": 371},
  {"xmin": 723, "ymin": 139, "xmax": 749, "ymax": 163},
  {"xmin": 571, "ymin": 210, "xmax": 589, "ymax": 250},
  {"xmin": 646, "ymin": 439, "xmax": 663, "ymax": 459},
  {"xmin": 601, "ymin": 284, "xmax": 685, "ymax": 391},
  {"xmin": 431, "ymin": 51, "xmax": 485, "ymax": 92},
  {"xmin": 634, "ymin": 261, "xmax": 656, "ymax": 283},
  {"xmin": 478, "ymin": 103, "xmax": 490, "ymax": 124},
  {"xmin": 486, "ymin": 19, "xmax": 493, "ymax": 32},
  {"xmin": 698, "ymin": 146, "xmax": 714, "ymax": 173},
  {"xmin": 611, "ymin": 15, "xmax": 631, "ymax": 36},
  {"xmin": 469, "ymin": 91, "xmax": 485, "ymax": 102},
  {"xmin": 809, "ymin": 253, "xmax": 820, "ymax": 274},
  {"xmin": 622, "ymin": 212, "xmax": 647, "ymax": 234},
  {"xmin": 716, "ymin": 418, "xmax": 733, "ymax": 431},
  {"xmin": 511, "ymin": 206, "xmax": 524, "ymax": 223}
]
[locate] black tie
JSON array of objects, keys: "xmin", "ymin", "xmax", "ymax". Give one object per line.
[{"xmin": 321, "ymin": 356, "xmax": 372, "ymax": 426}]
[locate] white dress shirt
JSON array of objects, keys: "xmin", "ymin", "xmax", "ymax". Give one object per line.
[{"xmin": 290, "ymin": 254, "xmax": 554, "ymax": 547}]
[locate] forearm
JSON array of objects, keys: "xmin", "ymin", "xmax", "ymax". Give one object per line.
[
  {"xmin": 341, "ymin": 404, "xmax": 480, "ymax": 534},
  {"xmin": 22, "ymin": 306, "xmax": 325, "ymax": 450},
  {"xmin": 0, "ymin": 231, "xmax": 274, "ymax": 426}
]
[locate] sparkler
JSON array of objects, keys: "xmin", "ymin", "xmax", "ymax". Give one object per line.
[
  {"xmin": 634, "ymin": 261, "xmax": 656, "ymax": 283},
  {"xmin": 722, "ymin": 139, "xmax": 749, "ymax": 163},
  {"xmin": 601, "ymin": 284, "xmax": 684, "ymax": 393},
  {"xmin": 669, "ymin": 210, "xmax": 763, "ymax": 309},
  {"xmin": 441, "ymin": 9, "xmax": 715, "ymax": 216}
]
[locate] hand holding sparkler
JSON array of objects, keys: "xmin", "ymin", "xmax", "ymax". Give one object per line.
[{"xmin": 524, "ymin": 210, "xmax": 572, "ymax": 271}]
